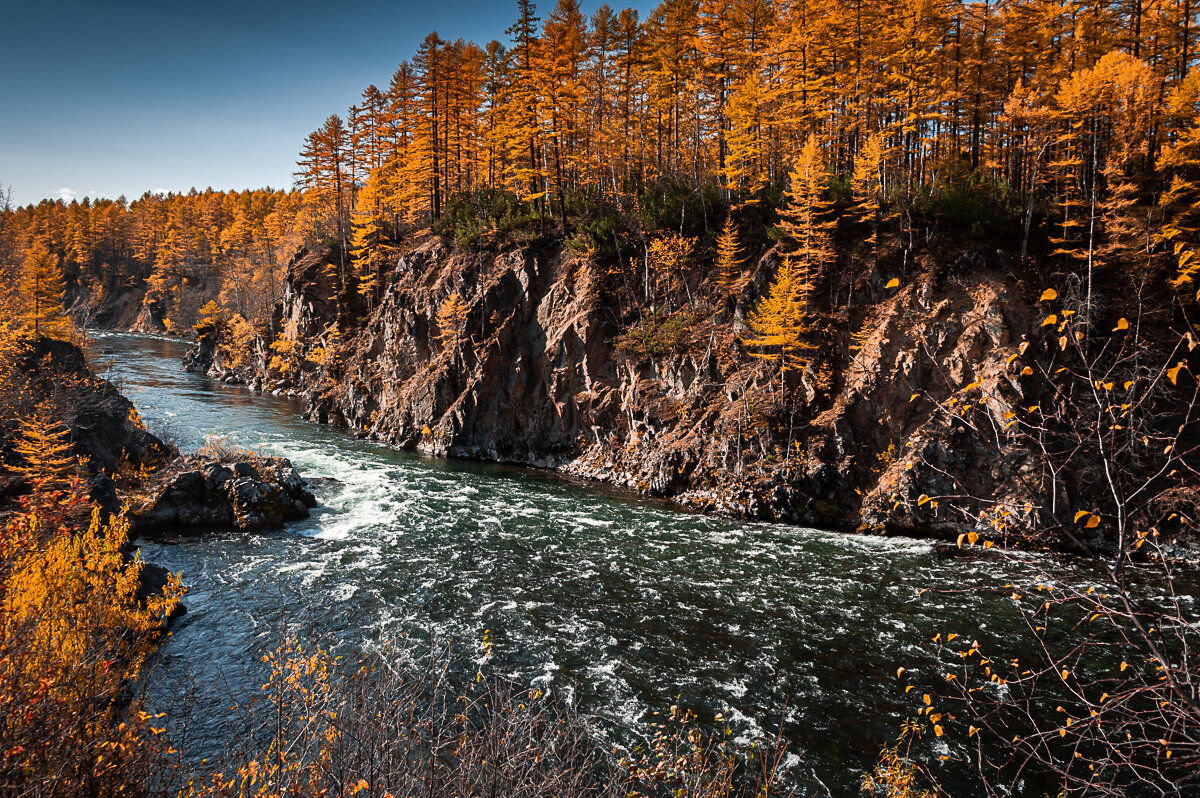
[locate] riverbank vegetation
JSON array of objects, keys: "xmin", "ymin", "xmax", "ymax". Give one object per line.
[{"xmin": 178, "ymin": 632, "xmax": 794, "ymax": 798}]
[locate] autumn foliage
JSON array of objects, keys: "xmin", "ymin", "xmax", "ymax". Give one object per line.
[
  {"xmin": 1, "ymin": 1, "xmax": 1200, "ymax": 794},
  {"xmin": 0, "ymin": 481, "xmax": 183, "ymax": 797}
]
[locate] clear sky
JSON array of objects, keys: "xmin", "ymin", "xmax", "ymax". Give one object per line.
[{"xmin": 1, "ymin": 0, "xmax": 657, "ymax": 207}]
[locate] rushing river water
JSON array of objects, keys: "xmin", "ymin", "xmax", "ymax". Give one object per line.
[{"xmin": 98, "ymin": 331, "xmax": 1130, "ymax": 796}]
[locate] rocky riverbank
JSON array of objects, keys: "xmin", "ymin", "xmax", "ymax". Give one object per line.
[
  {"xmin": 183, "ymin": 235, "xmax": 1155, "ymax": 553},
  {"xmin": 0, "ymin": 336, "xmax": 318, "ymax": 537},
  {"xmin": 180, "ymin": 230, "xmax": 1200, "ymax": 556}
]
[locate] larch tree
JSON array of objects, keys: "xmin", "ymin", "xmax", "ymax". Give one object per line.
[
  {"xmin": 1160, "ymin": 71, "xmax": 1200, "ymax": 296},
  {"xmin": 505, "ymin": 0, "xmax": 547, "ymax": 213},
  {"xmin": 777, "ymin": 136, "xmax": 836, "ymax": 300},
  {"xmin": 742, "ymin": 257, "xmax": 816, "ymax": 390},
  {"xmin": 538, "ymin": 0, "xmax": 588, "ymax": 227},
  {"xmin": 412, "ymin": 32, "xmax": 446, "ymax": 221},
  {"xmin": 19, "ymin": 242, "xmax": 71, "ymax": 340},
  {"xmin": 714, "ymin": 214, "xmax": 744, "ymax": 294},
  {"xmin": 723, "ymin": 72, "xmax": 770, "ymax": 201},
  {"xmin": 850, "ymin": 131, "xmax": 888, "ymax": 267},
  {"xmin": 349, "ymin": 170, "xmax": 392, "ymax": 307},
  {"xmin": 436, "ymin": 291, "xmax": 470, "ymax": 350},
  {"xmin": 586, "ymin": 4, "xmax": 618, "ymax": 200},
  {"xmin": 13, "ymin": 403, "xmax": 78, "ymax": 492},
  {"xmin": 297, "ymin": 115, "xmax": 350, "ymax": 240}
]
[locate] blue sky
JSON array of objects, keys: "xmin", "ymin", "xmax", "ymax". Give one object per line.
[{"xmin": 1, "ymin": 0, "xmax": 656, "ymax": 207}]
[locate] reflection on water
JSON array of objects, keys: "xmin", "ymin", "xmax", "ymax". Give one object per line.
[{"xmin": 98, "ymin": 331, "xmax": 1100, "ymax": 796}]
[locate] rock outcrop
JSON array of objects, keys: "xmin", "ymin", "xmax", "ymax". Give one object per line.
[
  {"xmin": 1, "ymin": 337, "xmax": 319, "ymax": 539},
  {"xmin": 186, "ymin": 235, "xmax": 1193, "ymax": 552},
  {"xmin": 130, "ymin": 455, "xmax": 316, "ymax": 535},
  {"xmin": 0, "ymin": 337, "xmax": 175, "ymax": 512},
  {"xmin": 194, "ymin": 239, "xmax": 1039, "ymax": 538}
]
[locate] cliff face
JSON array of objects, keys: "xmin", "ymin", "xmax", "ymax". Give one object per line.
[
  {"xmin": 181, "ymin": 232, "xmax": 1197, "ymax": 555},
  {"xmin": 191, "ymin": 235, "xmax": 1098, "ymax": 546}
]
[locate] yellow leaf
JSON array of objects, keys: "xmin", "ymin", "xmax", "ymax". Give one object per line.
[
  {"xmin": 1086, "ymin": 515, "xmax": 1101, "ymax": 529},
  {"xmin": 1042, "ymin": 314, "xmax": 1058, "ymax": 326},
  {"xmin": 964, "ymin": 381, "xmax": 981, "ymax": 391},
  {"xmin": 1168, "ymin": 362, "xmax": 1185, "ymax": 385},
  {"xmin": 1007, "ymin": 353, "xmax": 1020, "ymax": 366},
  {"xmin": 1059, "ymin": 728, "xmax": 1067, "ymax": 737},
  {"xmin": 910, "ymin": 393, "xmax": 921, "ymax": 402},
  {"xmin": 967, "ymin": 531, "xmax": 980, "ymax": 545},
  {"xmin": 1059, "ymin": 335, "xmax": 1068, "ymax": 350},
  {"xmin": 886, "ymin": 277, "xmax": 901, "ymax": 289},
  {"xmin": 934, "ymin": 724, "xmax": 944, "ymax": 737},
  {"xmin": 1114, "ymin": 318, "xmax": 1129, "ymax": 331},
  {"xmin": 1120, "ymin": 661, "xmax": 1128, "ymax": 672},
  {"xmin": 1019, "ymin": 342, "xmax": 1030, "ymax": 355},
  {"xmin": 1021, "ymin": 366, "xmax": 1033, "ymax": 376},
  {"xmin": 1040, "ymin": 289, "xmax": 1058, "ymax": 301},
  {"xmin": 956, "ymin": 533, "xmax": 966, "ymax": 548},
  {"xmin": 923, "ymin": 694, "xmax": 932, "ymax": 706},
  {"xmin": 897, "ymin": 667, "xmax": 906, "ymax": 678},
  {"xmin": 1074, "ymin": 510, "xmax": 1090, "ymax": 523},
  {"xmin": 918, "ymin": 494, "xmax": 931, "ymax": 506},
  {"xmin": 983, "ymin": 540, "xmax": 994, "ymax": 549}
]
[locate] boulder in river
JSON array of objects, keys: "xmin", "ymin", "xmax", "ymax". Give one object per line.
[{"xmin": 130, "ymin": 454, "xmax": 317, "ymax": 535}]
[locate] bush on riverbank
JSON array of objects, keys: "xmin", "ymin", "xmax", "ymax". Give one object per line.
[
  {"xmin": 0, "ymin": 483, "xmax": 183, "ymax": 796},
  {"xmin": 179, "ymin": 632, "xmax": 794, "ymax": 798}
]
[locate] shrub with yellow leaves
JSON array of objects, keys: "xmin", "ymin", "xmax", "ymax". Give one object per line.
[
  {"xmin": 893, "ymin": 295, "xmax": 1200, "ymax": 796},
  {"xmin": 0, "ymin": 485, "xmax": 184, "ymax": 796}
]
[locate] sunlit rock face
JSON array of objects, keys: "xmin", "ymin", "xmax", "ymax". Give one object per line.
[{"xmin": 223, "ymin": 236, "xmax": 1093, "ymax": 545}]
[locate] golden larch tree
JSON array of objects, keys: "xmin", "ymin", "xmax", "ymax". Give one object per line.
[
  {"xmin": 19, "ymin": 242, "xmax": 71, "ymax": 339},
  {"xmin": 777, "ymin": 136, "xmax": 836, "ymax": 295},
  {"xmin": 714, "ymin": 214, "xmax": 744, "ymax": 294},
  {"xmin": 349, "ymin": 170, "xmax": 393, "ymax": 306},
  {"xmin": 436, "ymin": 291, "xmax": 470, "ymax": 349},
  {"xmin": 13, "ymin": 404, "xmax": 78, "ymax": 492},
  {"xmin": 851, "ymin": 132, "xmax": 888, "ymax": 266},
  {"xmin": 742, "ymin": 258, "xmax": 816, "ymax": 385}
]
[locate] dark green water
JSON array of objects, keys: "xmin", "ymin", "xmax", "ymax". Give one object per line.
[{"xmin": 99, "ymin": 332, "xmax": 1113, "ymax": 796}]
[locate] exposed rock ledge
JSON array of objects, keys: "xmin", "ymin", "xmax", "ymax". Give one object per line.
[{"xmin": 129, "ymin": 455, "xmax": 316, "ymax": 536}]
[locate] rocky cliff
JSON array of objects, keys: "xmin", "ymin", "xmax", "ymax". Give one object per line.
[
  {"xmin": 185, "ymin": 234, "xmax": 1196, "ymax": 555},
  {"xmin": 176, "ymin": 239, "xmax": 1031, "ymax": 544}
]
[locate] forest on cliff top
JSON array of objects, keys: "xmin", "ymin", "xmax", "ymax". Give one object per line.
[{"xmin": 4, "ymin": 0, "xmax": 1200, "ymax": 336}]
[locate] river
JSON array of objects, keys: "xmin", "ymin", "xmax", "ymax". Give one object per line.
[{"xmin": 99, "ymin": 331, "xmax": 1101, "ymax": 796}]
